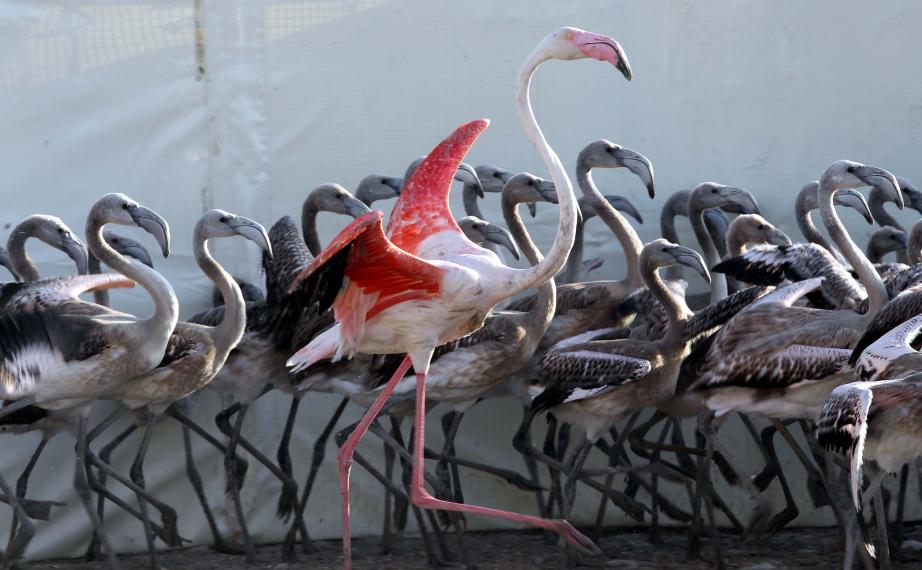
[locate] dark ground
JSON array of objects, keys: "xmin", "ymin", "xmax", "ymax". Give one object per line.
[{"xmin": 26, "ymin": 526, "xmax": 922, "ymax": 570}]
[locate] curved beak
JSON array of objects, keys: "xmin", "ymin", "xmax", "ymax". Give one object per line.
[
  {"xmin": 580, "ymin": 256, "xmax": 604, "ymax": 275},
  {"xmin": 610, "ymin": 148, "xmax": 655, "ymax": 199},
  {"xmin": 229, "ymin": 216, "xmax": 273, "ymax": 259},
  {"xmin": 479, "ymin": 222, "xmax": 520, "ymax": 261},
  {"xmin": 121, "ymin": 243, "xmax": 154, "ymax": 267},
  {"xmin": 723, "ymin": 188, "xmax": 760, "ymax": 215},
  {"xmin": 573, "ymin": 30, "xmax": 632, "ymax": 80},
  {"xmin": 605, "ymin": 195, "xmax": 643, "ymax": 224},
  {"xmin": 536, "ymin": 179, "xmax": 559, "ymax": 204},
  {"xmin": 0, "ymin": 247, "xmax": 20, "ymax": 282},
  {"xmin": 893, "ymin": 231, "xmax": 909, "ymax": 250},
  {"xmin": 905, "ymin": 188, "xmax": 922, "ymax": 215},
  {"xmin": 833, "ymin": 189, "xmax": 873, "ymax": 224},
  {"xmin": 385, "ymin": 176, "xmax": 404, "ymax": 195},
  {"xmin": 856, "ymin": 165, "xmax": 903, "ymax": 210},
  {"xmin": 769, "ymin": 228, "xmax": 793, "ymax": 247},
  {"xmin": 527, "ymin": 202, "xmax": 538, "ymax": 217},
  {"xmin": 344, "ymin": 196, "xmax": 373, "ymax": 219},
  {"xmin": 61, "ymin": 233, "xmax": 89, "ymax": 275},
  {"xmin": 673, "ymin": 246, "xmax": 711, "ymax": 283},
  {"xmin": 455, "ymin": 163, "xmax": 483, "ymax": 198},
  {"xmin": 128, "ymin": 205, "xmax": 171, "ymax": 258}
]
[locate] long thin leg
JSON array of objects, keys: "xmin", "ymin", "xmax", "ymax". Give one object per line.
[
  {"xmin": 75, "ymin": 416, "xmax": 121, "ymax": 570},
  {"xmin": 436, "ymin": 410, "xmax": 476, "ymax": 569},
  {"xmin": 87, "ymin": 423, "xmax": 138, "ymax": 561},
  {"xmin": 276, "ymin": 396, "xmax": 307, "ymax": 540},
  {"xmin": 561, "ymin": 439, "xmax": 593, "ymax": 567},
  {"xmin": 216, "ymin": 404, "xmax": 299, "ymax": 520},
  {"xmin": 761, "ymin": 422, "xmax": 800, "ymax": 533},
  {"xmin": 389, "ymin": 418, "xmax": 410, "ymax": 535},
  {"xmin": 181, "ymin": 423, "xmax": 240, "ymax": 554},
  {"xmin": 338, "ymin": 355, "xmax": 414, "ymax": 570},
  {"xmin": 512, "ymin": 408, "xmax": 647, "ymax": 523},
  {"xmin": 0, "ymin": 472, "xmax": 35, "ymax": 568},
  {"xmin": 282, "ymin": 396, "xmax": 349, "ymax": 559},
  {"xmin": 893, "ymin": 464, "xmax": 908, "ymax": 543},
  {"xmin": 223, "ymin": 403, "xmax": 256, "ymax": 563},
  {"xmin": 700, "ymin": 415, "xmax": 725, "ymax": 570},
  {"xmin": 517, "ymin": 405, "xmax": 548, "ymax": 522},
  {"xmin": 129, "ymin": 415, "xmax": 161, "ymax": 569},
  {"xmin": 409, "ymin": 369, "xmax": 601, "ymax": 555},
  {"xmin": 543, "ymin": 415, "xmax": 564, "ymax": 517},
  {"xmin": 8, "ymin": 434, "xmax": 50, "ymax": 551},
  {"xmin": 874, "ymin": 483, "xmax": 892, "ymax": 570}
]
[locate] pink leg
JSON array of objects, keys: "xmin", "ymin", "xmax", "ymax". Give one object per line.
[
  {"xmin": 339, "ymin": 355, "xmax": 414, "ymax": 570},
  {"xmin": 410, "ymin": 371, "xmax": 601, "ymax": 555}
]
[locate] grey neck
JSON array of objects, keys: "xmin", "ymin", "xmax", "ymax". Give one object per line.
[
  {"xmin": 300, "ymin": 196, "xmax": 323, "ymax": 256},
  {"xmin": 7, "ymin": 218, "xmax": 41, "ymax": 282},
  {"xmin": 576, "ymin": 160, "xmax": 643, "ymax": 288},
  {"xmin": 502, "ymin": 191, "xmax": 555, "ymax": 348},
  {"xmin": 688, "ymin": 197, "xmax": 726, "ymax": 303},
  {"xmin": 462, "ymin": 184, "xmax": 484, "ymax": 218},
  {"xmin": 641, "ymin": 257, "xmax": 689, "ymax": 344},
  {"xmin": 818, "ymin": 184, "xmax": 887, "ymax": 315},
  {"xmin": 869, "ymin": 187, "xmax": 904, "ymax": 231},
  {"xmin": 87, "ymin": 253, "xmax": 110, "ymax": 306},
  {"xmin": 192, "ymin": 225, "xmax": 246, "ymax": 361}
]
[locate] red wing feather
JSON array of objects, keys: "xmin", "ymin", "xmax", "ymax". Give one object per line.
[{"xmin": 387, "ymin": 118, "xmax": 490, "ymax": 256}]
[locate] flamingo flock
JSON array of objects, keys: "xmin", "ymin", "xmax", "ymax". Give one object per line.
[{"xmin": 2, "ymin": 24, "xmax": 922, "ymax": 570}]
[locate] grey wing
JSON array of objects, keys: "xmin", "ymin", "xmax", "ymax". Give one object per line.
[
  {"xmin": 530, "ymin": 350, "xmax": 652, "ymax": 412},
  {"xmin": 683, "ymin": 285, "xmax": 771, "ymax": 343},
  {"xmin": 815, "ymin": 382, "xmax": 873, "ymax": 508},
  {"xmin": 0, "ymin": 307, "xmax": 113, "ymax": 399},
  {"xmin": 698, "ymin": 344, "xmax": 851, "ymax": 390},
  {"xmin": 849, "ymin": 285, "xmax": 922, "ymax": 365}
]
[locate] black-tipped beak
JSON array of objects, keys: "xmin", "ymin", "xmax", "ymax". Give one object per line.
[
  {"xmin": 122, "ymin": 244, "xmax": 154, "ymax": 268},
  {"xmin": 386, "ymin": 177, "xmax": 404, "ymax": 195},
  {"xmin": 833, "ymin": 189, "xmax": 873, "ymax": 224},
  {"xmin": 896, "ymin": 231, "xmax": 909, "ymax": 249},
  {"xmin": 455, "ymin": 163, "xmax": 483, "ymax": 198},
  {"xmin": 127, "ymin": 205, "xmax": 171, "ymax": 257},
  {"xmin": 0, "ymin": 248, "xmax": 20, "ymax": 282},
  {"xmin": 771, "ymin": 229, "xmax": 793, "ymax": 247},
  {"xmin": 605, "ymin": 195, "xmax": 643, "ymax": 224},
  {"xmin": 725, "ymin": 189, "xmax": 760, "ymax": 215},
  {"xmin": 62, "ymin": 234, "xmax": 89, "ymax": 275},
  {"xmin": 480, "ymin": 223, "xmax": 520, "ymax": 261},
  {"xmin": 229, "ymin": 216, "xmax": 273, "ymax": 260},
  {"xmin": 614, "ymin": 48, "xmax": 633, "ymax": 81},
  {"xmin": 527, "ymin": 202, "xmax": 538, "ymax": 217},
  {"xmin": 344, "ymin": 196, "xmax": 373, "ymax": 219},
  {"xmin": 536, "ymin": 180, "xmax": 559, "ymax": 204},
  {"xmin": 611, "ymin": 148, "xmax": 655, "ymax": 199},
  {"xmin": 674, "ymin": 247, "xmax": 710, "ymax": 283},
  {"xmin": 857, "ymin": 165, "xmax": 903, "ymax": 210}
]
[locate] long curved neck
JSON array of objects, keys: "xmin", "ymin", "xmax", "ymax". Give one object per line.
[
  {"xmin": 641, "ymin": 258, "xmax": 689, "ymax": 344},
  {"xmin": 193, "ymin": 229, "xmax": 246, "ymax": 359},
  {"xmin": 300, "ymin": 197, "xmax": 323, "ymax": 256},
  {"xmin": 818, "ymin": 183, "xmax": 887, "ymax": 315},
  {"xmin": 462, "ymin": 184, "xmax": 484, "ymax": 218},
  {"xmin": 689, "ymin": 198, "xmax": 726, "ymax": 303},
  {"xmin": 576, "ymin": 164, "xmax": 644, "ymax": 288},
  {"xmin": 502, "ymin": 193, "xmax": 555, "ymax": 342},
  {"xmin": 505, "ymin": 51, "xmax": 578, "ymax": 298},
  {"xmin": 909, "ymin": 222, "xmax": 922, "ymax": 265},
  {"xmin": 869, "ymin": 188, "xmax": 903, "ymax": 231},
  {"xmin": 87, "ymin": 252, "xmax": 110, "ymax": 306},
  {"xmin": 7, "ymin": 218, "xmax": 40, "ymax": 282},
  {"xmin": 86, "ymin": 215, "xmax": 178, "ymax": 336},
  {"xmin": 559, "ymin": 218, "xmax": 584, "ymax": 284},
  {"xmin": 660, "ymin": 191, "xmax": 686, "ymax": 280},
  {"xmin": 795, "ymin": 189, "xmax": 833, "ymax": 252}
]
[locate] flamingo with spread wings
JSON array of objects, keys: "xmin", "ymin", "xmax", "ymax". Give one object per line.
[{"xmin": 286, "ymin": 27, "xmax": 632, "ymax": 569}]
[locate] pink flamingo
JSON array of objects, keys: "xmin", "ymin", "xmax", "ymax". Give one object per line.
[{"xmin": 286, "ymin": 27, "xmax": 631, "ymax": 567}]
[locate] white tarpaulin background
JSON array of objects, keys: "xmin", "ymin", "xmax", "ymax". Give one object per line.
[{"xmin": 1, "ymin": 0, "xmax": 922, "ymax": 560}]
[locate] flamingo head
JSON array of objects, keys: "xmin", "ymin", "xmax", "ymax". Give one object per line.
[
  {"xmin": 546, "ymin": 27, "xmax": 632, "ymax": 80},
  {"xmin": 198, "ymin": 209, "xmax": 273, "ymax": 259},
  {"xmin": 94, "ymin": 193, "xmax": 171, "ymax": 258},
  {"xmin": 822, "ymin": 160, "xmax": 903, "ymax": 210}
]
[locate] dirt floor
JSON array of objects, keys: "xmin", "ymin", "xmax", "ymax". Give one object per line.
[{"xmin": 25, "ymin": 526, "xmax": 922, "ymax": 570}]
